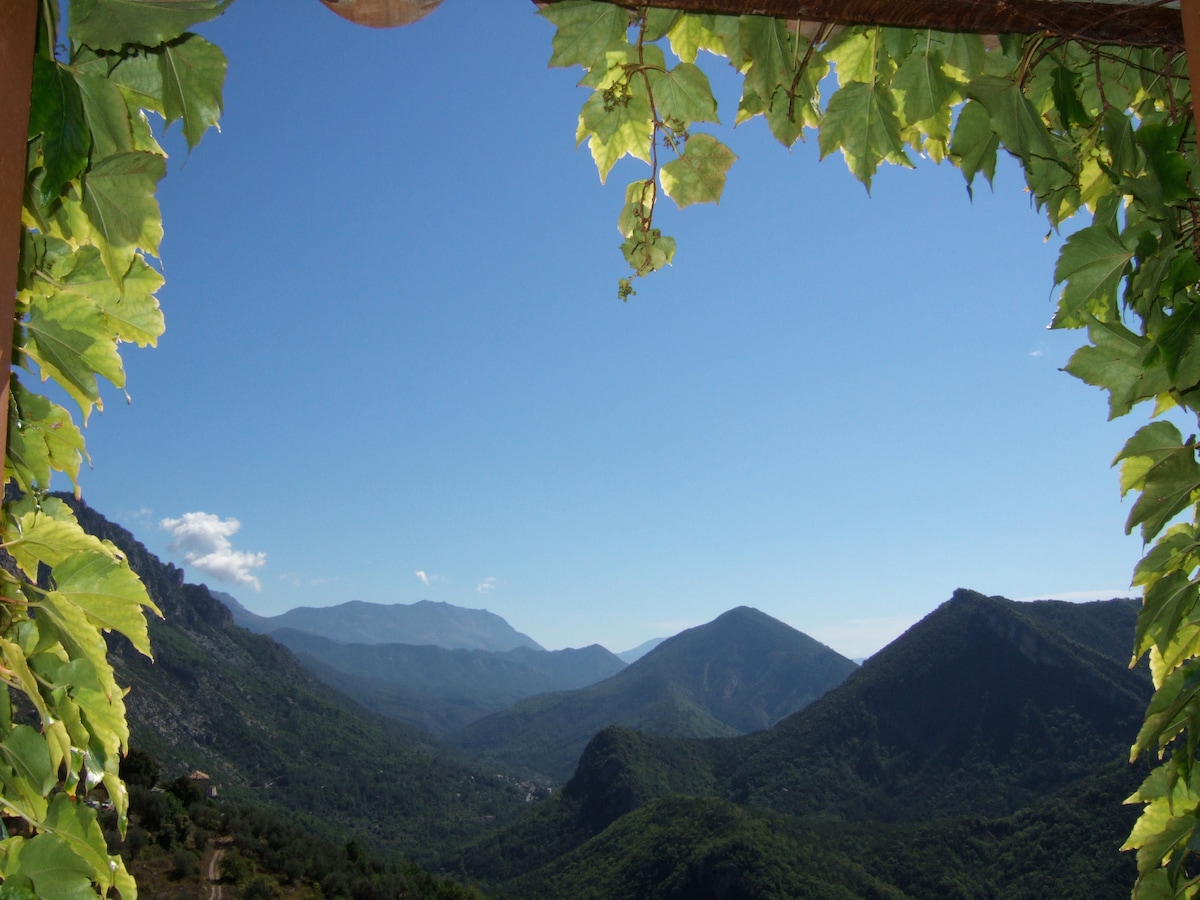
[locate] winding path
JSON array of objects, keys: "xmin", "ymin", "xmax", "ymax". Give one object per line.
[{"xmin": 207, "ymin": 846, "xmax": 225, "ymax": 900}]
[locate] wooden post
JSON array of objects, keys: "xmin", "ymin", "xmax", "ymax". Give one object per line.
[
  {"xmin": 1184, "ymin": 0, "xmax": 1200, "ymax": 129},
  {"xmin": 0, "ymin": 0, "xmax": 38, "ymax": 480}
]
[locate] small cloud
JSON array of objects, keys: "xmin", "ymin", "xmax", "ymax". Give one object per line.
[
  {"xmin": 1028, "ymin": 349, "xmax": 1044, "ymax": 358},
  {"xmin": 477, "ymin": 577, "xmax": 499, "ymax": 594},
  {"xmin": 160, "ymin": 512, "xmax": 266, "ymax": 591},
  {"xmin": 415, "ymin": 570, "xmax": 442, "ymax": 586}
]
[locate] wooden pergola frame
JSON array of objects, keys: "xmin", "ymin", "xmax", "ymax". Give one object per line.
[{"xmin": 0, "ymin": 0, "xmax": 1198, "ymax": 477}]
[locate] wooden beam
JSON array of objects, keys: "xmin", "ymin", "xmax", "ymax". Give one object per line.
[
  {"xmin": 538, "ymin": 0, "xmax": 1185, "ymax": 50},
  {"xmin": 0, "ymin": 0, "xmax": 38, "ymax": 481}
]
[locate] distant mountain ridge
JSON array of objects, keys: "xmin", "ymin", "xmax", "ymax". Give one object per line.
[
  {"xmin": 270, "ymin": 628, "xmax": 627, "ymax": 734},
  {"xmin": 616, "ymin": 637, "xmax": 665, "ymax": 664},
  {"xmin": 457, "ymin": 589, "xmax": 1148, "ymax": 896},
  {"xmin": 451, "ymin": 606, "xmax": 859, "ymax": 781},
  {"xmin": 226, "ymin": 596, "xmax": 544, "ymax": 652},
  {"xmin": 58, "ymin": 498, "xmax": 531, "ymax": 864}
]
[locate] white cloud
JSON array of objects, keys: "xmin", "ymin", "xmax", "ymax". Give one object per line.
[
  {"xmin": 415, "ymin": 570, "xmax": 442, "ymax": 586},
  {"xmin": 160, "ymin": 512, "xmax": 266, "ymax": 591},
  {"xmin": 477, "ymin": 576, "xmax": 498, "ymax": 594}
]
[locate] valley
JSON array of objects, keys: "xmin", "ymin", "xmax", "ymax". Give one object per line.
[{"xmin": 60, "ymin": 496, "xmax": 1144, "ymax": 898}]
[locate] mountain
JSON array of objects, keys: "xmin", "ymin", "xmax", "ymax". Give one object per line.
[
  {"xmin": 61, "ymin": 498, "xmax": 532, "ymax": 865},
  {"xmin": 456, "ymin": 590, "xmax": 1148, "ymax": 894},
  {"xmin": 488, "ymin": 763, "xmax": 1141, "ymax": 900},
  {"xmin": 269, "ymin": 628, "xmax": 626, "ymax": 734},
  {"xmin": 227, "ymin": 596, "xmax": 543, "ymax": 652},
  {"xmin": 719, "ymin": 589, "xmax": 1147, "ymax": 823},
  {"xmin": 616, "ymin": 637, "xmax": 665, "ymax": 664},
  {"xmin": 450, "ymin": 606, "xmax": 858, "ymax": 782}
]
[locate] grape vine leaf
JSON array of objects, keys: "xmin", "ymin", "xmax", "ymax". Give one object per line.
[
  {"xmin": 68, "ymin": 0, "xmax": 233, "ymax": 53},
  {"xmin": 80, "ymin": 151, "xmax": 166, "ymax": 281},
  {"xmin": 1052, "ymin": 219, "xmax": 1134, "ymax": 328},
  {"xmin": 660, "ymin": 134, "xmax": 737, "ymax": 208},
  {"xmin": 1064, "ymin": 318, "xmax": 1169, "ymax": 419},
  {"xmin": 50, "ymin": 551, "xmax": 157, "ymax": 658},
  {"xmin": 649, "ymin": 63, "xmax": 719, "ymax": 126},
  {"xmin": 158, "ymin": 34, "xmax": 228, "ymax": 150},
  {"xmin": 542, "ymin": 0, "xmax": 629, "ymax": 70},
  {"xmin": 28, "ymin": 58, "xmax": 90, "ymax": 207},
  {"xmin": 819, "ymin": 81, "xmax": 913, "ymax": 189},
  {"xmin": 24, "ymin": 293, "xmax": 126, "ymax": 414}
]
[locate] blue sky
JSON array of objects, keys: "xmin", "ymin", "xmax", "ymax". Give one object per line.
[{"xmin": 71, "ymin": 1, "xmax": 1146, "ymax": 657}]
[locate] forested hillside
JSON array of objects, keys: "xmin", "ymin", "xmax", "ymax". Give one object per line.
[
  {"xmin": 456, "ymin": 591, "xmax": 1148, "ymax": 897},
  {"xmin": 451, "ymin": 606, "xmax": 858, "ymax": 781},
  {"xmin": 63, "ymin": 497, "xmax": 535, "ymax": 866},
  {"xmin": 272, "ymin": 628, "xmax": 626, "ymax": 734}
]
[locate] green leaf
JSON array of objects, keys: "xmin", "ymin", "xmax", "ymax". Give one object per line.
[
  {"xmin": 12, "ymin": 833, "xmax": 95, "ymax": 900},
  {"xmin": 617, "ymin": 180, "xmax": 654, "ymax": 239},
  {"xmin": 642, "ymin": 9, "xmax": 681, "ymax": 42},
  {"xmin": 1051, "ymin": 217, "xmax": 1134, "ymax": 328},
  {"xmin": 158, "ymin": 34, "xmax": 228, "ymax": 150},
  {"xmin": 649, "ymin": 63, "xmax": 719, "ymax": 127},
  {"xmin": 1134, "ymin": 524, "xmax": 1200, "ymax": 588},
  {"xmin": 0, "ymin": 728, "xmax": 55, "ymax": 798},
  {"xmin": 936, "ymin": 31, "xmax": 985, "ymax": 81},
  {"xmin": 80, "ymin": 151, "xmax": 166, "ymax": 282},
  {"xmin": 43, "ymin": 794, "xmax": 115, "ymax": 884},
  {"xmin": 24, "ymin": 292, "xmax": 126, "ymax": 414},
  {"xmin": 949, "ymin": 100, "xmax": 998, "ymax": 189},
  {"xmin": 660, "ymin": 134, "xmax": 736, "ymax": 208},
  {"xmin": 51, "ymin": 551, "xmax": 157, "ymax": 657},
  {"xmin": 1103, "ymin": 107, "xmax": 1141, "ymax": 176},
  {"xmin": 620, "ymin": 228, "xmax": 675, "ymax": 276},
  {"xmin": 1116, "ymin": 422, "xmax": 1192, "ymax": 495},
  {"xmin": 577, "ymin": 91, "xmax": 653, "ymax": 183},
  {"xmin": 74, "ymin": 73, "xmax": 133, "ymax": 160},
  {"xmin": 106, "ymin": 50, "xmax": 165, "ymax": 116},
  {"xmin": 1050, "ymin": 65, "xmax": 1090, "ymax": 129},
  {"xmin": 7, "ymin": 380, "xmax": 87, "ymax": 493},
  {"xmin": 739, "ymin": 17, "xmax": 795, "ymax": 105},
  {"xmin": 825, "ymin": 29, "xmax": 876, "ymax": 87},
  {"xmin": 819, "ymin": 81, "xmax": 913, "ymax": 190},
  {"xmin": 1064, "ymin": 318, "xmax": 1170, "ymax": 419},
  {"xmin": 668, "ymin": 13, "xmax": 729, "ymax": 64},
  {"xmin": 1126, "ymin": 445, "xmax": 1200, "ymax": 541},
  {"xmin": 32, "ymin": 598, "xmax": 116, "ymax": 705},
  {"xmin": 542, "ymin": 0, "xmax": 629, "ymax": 70},
  {"xmin": 892, "ymin": 48, "xmax": 957, "ymax": 128},
  {"xmin": 1136, "ymin": 570, "xmax": 1200, "ymax": 658},
  {"xmin": 1137, "ymin": 121, "xmax": 1194, "ymax": 204},
  {"xmin": 59, "ymin": 248, "xmax": 165, "ymax": 347},
  {"xmin": 68, "ymin": 0, "xmax": 233, "ymax": 52},
  {"xmin": 969, "ymin": 75, "xmax": 1061, "ymax": 167},
  {"xmin": 5, "ymin": 510, "xmax": 113, "ymax": 577},
  {"xmin": 28, "ymin": 58, "xmax": 90, "ymax": 207}
]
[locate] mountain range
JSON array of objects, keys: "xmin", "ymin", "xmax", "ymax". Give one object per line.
[
  {"xmin": 270, "ymin": 628, "xmax": 627, "ymax": 734},
  {"xmin": 456, "ymin": 589, "xmax": 1148, "ymax": 897},
  {"xmin": 450, "ymin": 606, "xmax": 860, "ymax": 782},
  {"xmin": 224, "ymin": 592, "xmax": 543, "ymax": 651},
  {"xmin": 50, "ymin": 497, "xmax": 1149, "ymax": 897},
  {"xmin": 61, "ymin": 498, "xmax": 533, "ymax": 865}
]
